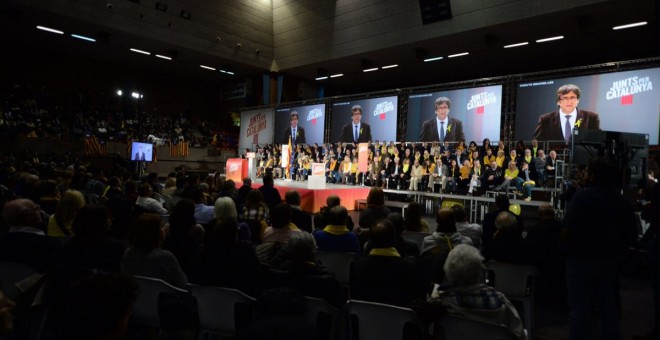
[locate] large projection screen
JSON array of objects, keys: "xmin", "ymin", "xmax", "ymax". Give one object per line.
[
  {"xmin": 274, "ymin": 104, "xmax": 325, "ymax": 146},
  {"xmin": 330, "ymin": 96, "xmax": 398, "ymax": 143},
  {"xmin": 516, "ymin": 67, "xmax": 660, "ymax": 145},
  {"xmin": 406, "ymin": 85, "xmax": 503, "ymax": 144}
]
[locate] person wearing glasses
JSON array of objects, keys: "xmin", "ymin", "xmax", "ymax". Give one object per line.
[
  {"xmin": 339, "ymin": 105, "xmax": 372, "ymax": 143},
  {"xmin": 419, "ymin": 97, "xmax": 465, "ymax": 143},
  {"xmin": 533, "ymin": 84, "xmax": 600, "ymax": 143}
]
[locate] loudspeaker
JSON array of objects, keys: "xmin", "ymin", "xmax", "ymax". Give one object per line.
[{"xmin": 419, "ymin": 0, "xmax": 452, "ymax": 25}]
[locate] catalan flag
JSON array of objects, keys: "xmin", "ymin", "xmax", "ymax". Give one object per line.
[
  {"xmin": 170, "ymin": 140, "xmax": 189, "ymax": 157},
  {"xmin": 286, "ymin": 136, "xmax": 292, "ymax": 179},
  {"xmin": 83, "ymin": 136, "xmax": 107, "ymax": 155}
]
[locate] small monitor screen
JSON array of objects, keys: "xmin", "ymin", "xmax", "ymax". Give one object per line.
[{"xmin": 131, "ymin": 142, "xmax": 154, "ymax": 162}]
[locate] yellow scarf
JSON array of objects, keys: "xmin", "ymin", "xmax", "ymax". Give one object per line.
[
  {"xmin": 323, "ymin": 224, "xmax": 349, "ymax": 235},
  {"xmin": 369, "ymin": 247, "xmax": 401, "ymax": 257},
  {"xmin": 403, "ymin": 164, "xmax": 410, "ymax": 173}
]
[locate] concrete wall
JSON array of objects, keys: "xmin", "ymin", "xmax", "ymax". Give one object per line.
[
  {"xmin": 272, "ymin": 0, "xmax": 608, "ymax": 69},
  {"xmin": 15, "ymin": 0, "xmax": 274, "ymax": 69}
]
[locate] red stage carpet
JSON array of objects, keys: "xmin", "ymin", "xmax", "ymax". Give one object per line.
[{"xmin": 249, "ymin": 179, "xmax": 371, "ymax": 213}]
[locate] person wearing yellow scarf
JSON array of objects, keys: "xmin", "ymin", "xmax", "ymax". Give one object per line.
[
  {"xmin": 312, "ymin": 206, "xmax": 360, "ymax": 254},
  {"xmin": 349, "ymin": 219, "xmax": 423, "ymax": 306}
]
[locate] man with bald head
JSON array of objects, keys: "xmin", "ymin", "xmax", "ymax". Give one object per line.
[
  {"xmin": 420, "ymin": 208, "xmax": 472, "ymax": 256},
  {"xmin": 0, "ymin": 199, "xmax": 62, "ymax": 272}
]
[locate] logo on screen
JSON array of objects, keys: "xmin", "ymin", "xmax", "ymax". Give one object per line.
[
  {"xmin": 373, "ymin": 101, "xmax": 395, "ymax": 120},
  {"xmin": 246, "ymin": 113, "xmax": 267, "ymax": 137},
  {"xmin": 466, "ymin": 91, "xmax": 497, "ymax": 114},
  {"xmin": 306, "ymin": 108, "xmax": 323, "ymax": 124},
  {"xmin": 606, "ymin": 76, "xmax": 653, "ymax": 105}
]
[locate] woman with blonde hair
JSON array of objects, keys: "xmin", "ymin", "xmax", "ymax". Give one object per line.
[{"xmin": 48, "ymin": 189, "xmax": 85, "ymax": 236}]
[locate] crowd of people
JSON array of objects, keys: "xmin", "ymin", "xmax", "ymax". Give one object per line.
[
  {"xmin": 0, "ymin": 82, "xmax": 239, "ymax": 150},
  {"xmin": 254, "ymin": 138, "xmax": 562, "ymax": 201},
  {"xmin": 0, "ymin": 139, "xmax": 658, "ymax": 339}
]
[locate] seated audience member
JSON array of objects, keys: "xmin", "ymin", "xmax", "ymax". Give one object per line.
[
  {"xmin": 483, "ymin": 160, "xmax": 503, "ymax": 190},
  {"xmin": 365, "ymin": 213, "xmax": 420, "ymax": 259},
  {"xmin": 196, "ymin": 218, "xmax": 263, "ymax": 296},
  {"xmin": 214, "ymin": 196, "xmax": 251, "ymax": 242},
  {"xmin": 285, "ymin": 190, "xmax": 312, "ymax": 233},
  {"xmin": 236, "ymin": 177, "xmax": 252, "ymax": 212},
  {"xmin": 421, "ymin": 208, "xmax": 472, "ymax": 256},
  {"xmin": 457, "ymin": 160, "xmax": 472, "ymax": 193},
  {"xmin": 264, "ymin": 232, "xmax": 345, "ymax": 308},
  {"xmin": 545, "ymin": 150, "xmax": 558, "ymax": 184},
  {"xmin": 416, "ymin": 244, "xmax": 524, "ymax": 340},
  {"xmin": 514, "ymin": 162, "xmax": 535, "ymax": 201},
  {"xmin": 313, "ymin": 195, "xmax": 354, "ymax": 232},
  {"xmin": 192, "ymin": 189, "xmax": 215, "ymax": 225},
  {"xmin": 403, "ymin": 202, "xmax": 431, "ymax": 233},
  {"xmin": 40, "ymin": 271, "xmax": 138, "ymax": 340},
  {"xmin": 467, "ymin": 159, "xmax": 483, "ymax": 195},
  {"xmin": 243, "ymin": 189, "xmax": 269, "ymax": 222},
  {"xmin": 60, "ymin": 205, "xmax": 125, "ymax": 273},
  {"xmin": 525, "ymin": 204, "xmax": 565, "ymax": 302},
  {"xmin": 106, "ymin": 180, "xmax": 138, "ymax": 240},
  {"xmin": 262, "ymin": 204, "xmax": 301, "ymax": 244},
  {"xmin": 161, "ymin": 177, "xmax": 177, "ymax": 197},
  {"xmin": 427, "ymin": 158, "xmax": 448, "ymax": 193},
  {"xmin": 358, "ymin": 187, "xmax": 391, "ymax": 231},
  {"xmin": 495, "ymin": 161, "xmax": 519, "ymax": 192},
  {"xmin": 313, "ymin": 205, "xmax": 360, "ymax": 254},
  {"xmin": 0, "ymin": 289, "xmax": 15, "ymax": 337},
  {"xmin": 481, "ymin": 194, "xmax": 523, "ymax": 257},
  {"xmin": 35, "ymin": 180, "xmax": 60, "ymax": 215},
  {"xmin": 326, "ymin": 155, "xmax": 340, "ymax": 183},
  {"xmin": 534, "ymin": 150, "xmax": 547, "ymax": 186},
  {"xmin": 162, "ymin": 199, "xmax": 205, "ymax": 276},
  {"xmin": 135, "ymin": 182, "xmax": 168, "ymax": 215},
  {"xmin": 121, "ymin": 214, "xmax": 187, "ymax": 288},
  {"xmin": 452, "ymin": 205, "xmax": 482, "ymax": 249},
  {"xmin": 47, "ymin": 189, "xmax": 85, "ymax": 237},
  {"xmin": 0, "ymin": 199, "xmax": 62, "ymax": 272},
  {"xmin": 484, "ymin": 211, "xmax": 530, "ymax": 264},
  {"xmin": 258, "ymin": 174, "xmax": 282, "ymax": 214},
  {"xmin": 445, "ymin": 159, "xmax": 460, "ymax": 193},
  {"xmin": 349, "ymin": 219, "xmax": 424, "ymax": 307},
  {"xmin": 409, "ymin": 159, "xmax": 424, "ymax": 191}
]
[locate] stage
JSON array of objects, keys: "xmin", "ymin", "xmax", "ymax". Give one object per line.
[{"xmin": 249, "ymin": 179, "xmax": 371, "ymax": 213}]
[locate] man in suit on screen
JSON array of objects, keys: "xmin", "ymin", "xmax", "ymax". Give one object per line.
[
  {"xmin": 419, "ymin": 97, "xmax": 465, "ymax": 143},
  {"xmin": 282, "ymin": 111, "xmax": 306, "ymax": 145},
  {"xmin": 339, "ymin": 105, "xmax": 372, "ymax": 143},
  {"xmin": 533, "ymin": 84, "xmax": 600, "ymax": 144}
]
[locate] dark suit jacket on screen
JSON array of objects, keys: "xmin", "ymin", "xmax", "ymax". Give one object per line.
[
  {"xmin": 533, "ymin": 109, "xmax": 600, "ymax": 142},
  {"xmin": 339, "ymin": 122, "xmax": 372, "ymax": 143},
  {"xmin": 283, "ymin": 126, "xmax": 306, "ymax": 145},
  {"xmin": 419, "ymin": 117, "xmax": 465, "ymax": 142}
]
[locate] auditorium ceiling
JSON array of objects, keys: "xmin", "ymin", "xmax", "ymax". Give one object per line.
[{"xmin": 2, "ymin": 0, "xmax": 659, "ymax": 96}]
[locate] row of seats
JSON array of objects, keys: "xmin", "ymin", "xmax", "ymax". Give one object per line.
[
  {"xmin": 0, "ymin": 260, "xmax": 531, "ymax": 339},
  {"xmin": 131, "ymin": 275, "xmax": 523, "ymax": 340},
  {"xmin": 315, "ymin": 251, "xmax": 538, "ymax": 335}
]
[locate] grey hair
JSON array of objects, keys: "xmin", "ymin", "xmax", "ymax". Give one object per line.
[
  {"xmin": 444, "ymin": 244, "xmax": 485, "ymax": 286},
  {"xmin": 214, "ymin": 196, "xmax": 237, "ymax": 222}
]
